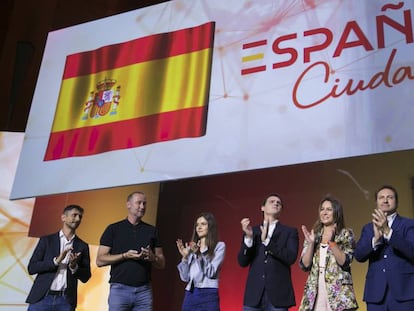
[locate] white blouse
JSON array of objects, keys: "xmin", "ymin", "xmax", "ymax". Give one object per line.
[{"xmin": 177, "ymin": 241, "xmax": 226, "ymax": 291}]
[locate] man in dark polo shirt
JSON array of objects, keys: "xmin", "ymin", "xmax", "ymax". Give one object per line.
[{"xmin": 96, "ymin": 191, "xmax": 166, "ymax": 311}]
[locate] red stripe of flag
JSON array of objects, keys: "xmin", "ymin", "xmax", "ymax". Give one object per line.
[
  {"xmin": 63, "ymin": 22, "xmax": 215, "ymax": 79},
  {"xmin": 44, "ymin": 106, "xmax": 208, "ymax": 161}
]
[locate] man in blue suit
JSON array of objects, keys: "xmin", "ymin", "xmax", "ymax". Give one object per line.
[
  {"xmin": 238, "ymin": 193, "xmax": 299, "ymax": 311},
  {"xmin": 26, "ymin": 204, "xmax": 91, "ymax": 310},
  {"xmin": 355, "ymin": 185, "xmax": 414, "ymax": 310}
]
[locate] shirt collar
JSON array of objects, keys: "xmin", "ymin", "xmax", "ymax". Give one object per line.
[
  {"xmin": 387, "ymin": 212, "xmax": 397, "ymax": 225},
  {"xmin": 59, "ymin": 230, "xmax": 75, "ymax": 242}
]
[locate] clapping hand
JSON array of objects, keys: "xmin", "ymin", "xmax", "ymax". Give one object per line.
[
  {"xmin": 56, "ymin": 247, "xmax": 73, "ymax": 264},
  {"xmin": 68, "ymin": 251, "xmax": 81, "ymax": 269},
  {"xmin": 123, "ymin": 248, "xmax": 152, "ymax": 261},
  {"xmin": 139, "ymin": 245, "xmax": 157, "ymax": 262},
  {"xmin": 189, "ymin": 240, "xmax": 200, "ymax": 254},
  {"xmin": 260, "ymin": 217, "xmax": 270, "ymax": 242},
  {"xmin": 176, "ymin": 239, "xmax": 191, "ymax": 260},
  {"xmin": 301, "ymin": 225, "xmax": 315, "ymax": 244},
  {"xmin": 372, "ymin": 208, "xmax": 389, "ymax": 241},
  {"xmin": 240, "ymin": 218, "xmax": 253, "ymax": 239}
]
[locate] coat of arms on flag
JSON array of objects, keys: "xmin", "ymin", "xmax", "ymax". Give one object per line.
[
  {"xmin": 83, "ymin": 78, "xmax": 121, "ymax": 120},
  {"xmin": 44, "ymin": 21, "xmax": 215, "ymax": 161}
]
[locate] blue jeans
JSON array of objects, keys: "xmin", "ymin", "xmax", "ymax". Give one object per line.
[
  {"xmin": 28, "ymin": 294, "xmax": 73, "ymax": 311},
  {"xmin": 108, "ymin": 283, "xmax": 153, "ymax": 311},
  {"xmin": 182, "ymin": 288, "xmax": 220, "ymax": 311}
]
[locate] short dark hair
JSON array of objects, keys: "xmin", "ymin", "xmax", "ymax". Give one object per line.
[
  {"xmin": 262, "ymin": 193, "xmax": 283, "ymax": 207},
  {"xmin": 375, "ymin": 185, "xmax": 398, "ymax": 204},
  {"xmin": 63, "ymin": 204, "xmax": 84, "ymax": 214},
  {"xmin": 127, "ymin": 191, "xmax": 145, "ymax": 202}
]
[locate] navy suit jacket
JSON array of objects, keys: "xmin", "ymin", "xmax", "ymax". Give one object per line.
[
  {"xmin": 354, "ymin": 214, "xmax": 414, "ymax": 303},
  {"xmin": 238, "ymin": 223, "xmax": 299, "ymax": 308},
  {"xmin": 26, "ymin": 232, "xmax": 91, "ymax": 308}
]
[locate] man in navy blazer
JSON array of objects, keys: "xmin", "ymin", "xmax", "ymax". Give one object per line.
[
  {"xmin": 355, "ymin": 185, "xmax": 414, "ymax": 311},
  {"xmin": 238, "ymin": 193, "xmax": 299, "ymax": 311},
  {"xmin": 26, "ymin": 204, "xmax": 91, "ymax": 310}
]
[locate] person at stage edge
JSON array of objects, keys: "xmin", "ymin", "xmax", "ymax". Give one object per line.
[
  {"xmin": 238, "ymin": 193, "xmax": 299, "ymax": 311},
  {"xmin": 176, "ymin": 212, "xmax": 226, "ymax": 311},
  {"xmin": 96, "ymin": 191, "xmax": 166, "ymax": 311},
  {"xmin": 299, "ymin": 195, "xmax": 358, "ymax": 311},
  {"xmin": 26, "ymin": 204, "xmax": 91, "ymax": 311},
  {"xmin": 354, "ymin": 185, "xmax": 414, "ymax": 311}
]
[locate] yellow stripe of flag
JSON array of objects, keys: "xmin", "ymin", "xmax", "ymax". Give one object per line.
[{"xmin": 53, "ymin": 49, "xmax": 211, "ymax": 132}]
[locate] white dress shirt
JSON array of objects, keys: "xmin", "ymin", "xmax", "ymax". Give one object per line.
[
  {"xmin": 244, "ymin": 220, "xmax": 279, "ymax": 247},
  {"xmin": 50, "ymin": 230, "xmax": 75, "ymax": 291}
]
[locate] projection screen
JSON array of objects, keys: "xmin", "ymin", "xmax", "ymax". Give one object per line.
[{"xmin": 11, "ymin": 0, "xmax": 414, "ymax": 199}]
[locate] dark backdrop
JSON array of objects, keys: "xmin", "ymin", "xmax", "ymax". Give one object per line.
[{"xmin": 153, "ymin": 165, "xmax": 315, "ymax": 310}]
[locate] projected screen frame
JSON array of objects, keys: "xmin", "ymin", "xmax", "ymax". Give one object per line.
[{"xmin": 11, "ymin": 0, "xmax": 414, "ymax": 199}]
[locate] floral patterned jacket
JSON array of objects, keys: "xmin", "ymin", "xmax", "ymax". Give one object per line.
[{"xmin": 298, "ymin": 228, "xmax": 358, "ymax": 311}]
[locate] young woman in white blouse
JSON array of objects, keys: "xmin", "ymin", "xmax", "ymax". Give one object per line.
[{"xmin": 176, "ymin": 212, "xmax": 226, "ymax": 311}]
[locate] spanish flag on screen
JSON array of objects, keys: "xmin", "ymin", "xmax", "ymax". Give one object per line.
[{"xmin": 44, "ymin": 22, "xmax": 215, "ymax": 161}]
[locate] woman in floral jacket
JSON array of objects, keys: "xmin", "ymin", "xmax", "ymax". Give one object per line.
[{"xmin": 299, "ymin": 195, "xmax": 358, "ymax": 311}]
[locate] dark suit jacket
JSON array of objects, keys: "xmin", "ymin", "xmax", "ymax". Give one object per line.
[
  {"xmin": 238, "ymin": 223, "xmax": 299, "ymax": 308},
  {"xmin": 26, "ymin": 232, "xmax": 91, "ymax": 308},
  {"xmin": 354, "ymin": 214, "xmax": 414, "ymax": 303}
]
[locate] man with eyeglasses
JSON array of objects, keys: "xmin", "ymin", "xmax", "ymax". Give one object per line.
[{"xmin": 355, "ymin": 185, "xmax": 414, "ymax": 311}]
